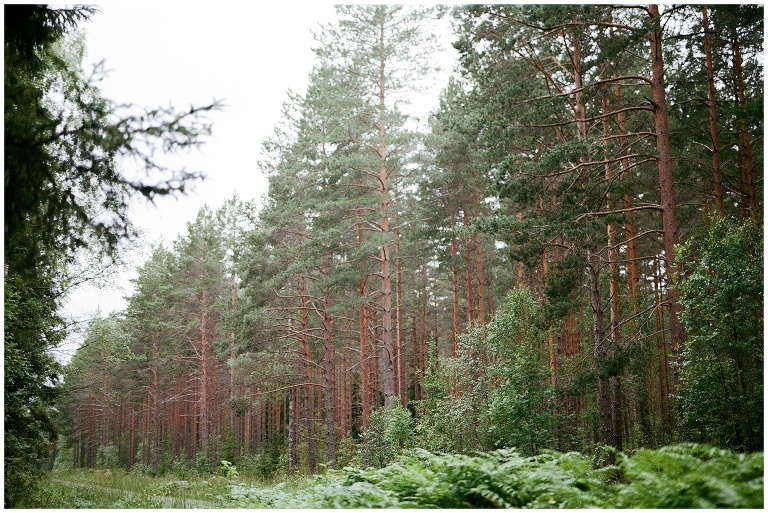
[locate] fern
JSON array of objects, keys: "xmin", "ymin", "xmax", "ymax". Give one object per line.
[{"xmin": 222, "ymin": 444, "xmax": 763, "ymax": 509}]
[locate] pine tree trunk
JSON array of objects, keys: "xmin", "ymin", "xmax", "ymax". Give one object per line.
[
  {"xmin": 587, "ymin": 248, "xmax": 615, "ymax": 452},
  {"xmin": 322, "ymin": 271, "xmax": 337, "ymax": 468},
  {"xmin": 611, "ymin": 67, "xmax": 641, "ymax": 304},
  {"xmin": 451, "ymin": 210, "xmax": 460, "ymax": 356},
  {"xmin": 653, "ymin": 256, "xmax": 671, "ymax": 438},
  {"xmin": 602, "ymin": 79, "xmax": 623, "ymax": 451},
  {"xmin": 288, "ymin": 387, "xmax": 298, "ymax": 474},
  {"xmin": 542, "ymin": 246, "xmax": 557, "ymax": 386},
  {"xmin": 475, "ymin": 232, "xmax": 486, "ymax": 325},
  {"xmin": 200, "ymin": 288, "xmax": 210, "ymax": 457},
  {"xmin": 702, "ymin": 6, "xmax": 724, "ymax": 215},
  {"xmin": 360, "ymin": 294, "xmax": 371, "ymax": 428},
  {"xmin": 730, "ymin": 24, "xmax": 758, "ymax": 218},
  {"xmin": 394, "ymin": 181, "xmax": 406, "ymax": 407},
  {"xmin": 298, "ymin": 273, "xmax": 317, "ymax": 472},
  {"xmin": 376, "ymin": 12, "xmax": 396, "ymax": 410},
  {"xmin": 412, "ymin": 311, "xmax": 421, "ymax": 401},
  {"xmin": 465, "ymin": 239, "xmax": 475, "ymax": 324},
  {"xmin": 648, "ymin": 5, "xmax": 684, "ymax": 384}
]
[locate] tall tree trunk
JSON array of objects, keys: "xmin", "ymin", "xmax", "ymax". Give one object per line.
[
  {"xmin": 542, "ymin": 245, "xmax": 557, "ymax": 386},
  {"xmin": 288, "ymin": 386, "xmax": 298, "ymax": 474},
  {"xmin": 465, "ymin": 238, "xmax": 475, "ymax": 324},
  {"xmin": 648, "ymin": 4, "xmax": 684, "ymax": 384},
  {"xmin": 653, "ymin": 255, "xmax": 671, "ymax": 438},
  {"xmin": 376, "ymin": 12, "xmax": 396, "ymax": 410},
  {"xmin": 321, "ymin": 268, "xmax": 337, "ymax": 468},
  {"xmin": 451, "ymin": 210, "xmax": 460, "ymax": 357},
  {"xmin": 200, "ymin": 288, "xmax": 210, "ymax": 457},
  {"xmin": 299, "ymin": 273, "xmax": 316, "ymax": 472},
  {"xmin": 730, "ymin": 23, "xmax": 758, "ymax": 218},
  {"xmin": 475, "ymin": 232, "xmax": 486, "ymax": 325},
  {"xmin": 412, "ymin": 311, "xmax": 421, "ymax": 401},
  {"xmin": 613, "ymin": 64, "xmax": 640, "ymax": 319},
  {"xmin": 702, "ymin": 6, "xmax": 724, "ymax": 215},
  {"xmin": 587, "ymin": 248, "xmax": 616, "ymax": 452},
  {"xmin": 602, "ymin": 75, "xmax": 623, "ymax": 451},
  {"xmin": 394, "ymin": 181, "xmax": 406, "ymax": 407},
  {"xmin": 357, "ymin": 202, "xmax": 372, "ymax": 428}
]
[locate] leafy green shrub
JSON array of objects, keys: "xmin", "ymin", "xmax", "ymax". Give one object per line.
[
  {"xmin": 219, "ymin": 459, "xmax": 239, "ymax": 479},
  {"xmin": 278, "ymin": 448, "xmax": 608, "ymax": 509},
  {"xmin": 52, "ymin": 436, "xmax": 74, "ymax": 471},
  {"xmin": 170, "ymin": 455, "xmax": 193, "ymax": 479},
  {"xmin": 677, "ymin": 217, "xmax": 763, "ymax": 452},
  {"xmin": 194, "ymin": 452, "xmax": 213, "ymax": 475},
  {"xmin": 358, "ymin": 401, "xmax": 414, "ymax": 468},
  {"xmin": 129, "ymin": 462, "xmax": 154, "ymax": 476},
  {"xmin": 111, "ymin": 494, "xmax": 165, "ymax": 508},
  {"xmin": 96, "ymin": 443, "xmax": 120, "ymax": 469},
  {"xmin": 416, "ymin": 288, "xmax": 557, "ymax": 456},
  {"xmin": 226, "ymin": 481, "xmax": 295, "ymax": 508}
]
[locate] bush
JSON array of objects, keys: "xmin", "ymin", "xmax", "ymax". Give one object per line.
[
  {"xmin": 415, "ymin": 288, "xmax": 556, "ymax": 456},
  {"xmin": 194, "ymin": 451, "xmax": 213, "ymax": 475},
  {"xmin": 96, "ymin": 443, "xmax": 120, "ymax": 469},
  {"xmin": 170, "ymin": 456, "xmax": 193, "ymax": 479},
  {"xmin": 358, "ymin": 401, "xmax": 414, "ymax": 469},
  {"xmin": 676, "ymin": 217, "xmax": 763, "ymax": 452},
  {"xmin": 219, "ymin": 460, "xmax": 239, "ymax": 479}
]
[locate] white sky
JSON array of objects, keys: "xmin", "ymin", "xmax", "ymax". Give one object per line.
[{"xmin": 57, "ymin": 3, "xmax": 457, "ymax": 362}]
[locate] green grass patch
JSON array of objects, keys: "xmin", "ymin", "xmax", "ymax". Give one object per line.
[
  {"xmin": 40, "ymin": 468, "xmax": 232, "ymax": 507},
  {"xmin": 21, "ymin": 478, "xmax": 168, "ymax": 509}
]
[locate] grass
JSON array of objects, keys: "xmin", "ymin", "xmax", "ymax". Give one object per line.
[
  {"xmin": 25, "ymin": 477, "xmax": 169, "ymax": 509},
  {"xmin": 29, "ymin": 466, "xmax": 315, "ymax": 509}
]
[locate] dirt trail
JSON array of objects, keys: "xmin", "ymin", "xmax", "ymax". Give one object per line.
[{"xmin": 51, "ymin": 479, "xmax": 220, "ymax": 509}]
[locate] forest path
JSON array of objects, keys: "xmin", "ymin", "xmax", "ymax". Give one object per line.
[{"xmin": 51, "ymin": 479, "xmax": 221, "ymax": 509}]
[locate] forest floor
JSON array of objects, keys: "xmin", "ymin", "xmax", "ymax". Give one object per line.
[
  {"xmin": 50, "ymin": 478, "xmax": 219, "ymax": 508},
  {"xmin": 35, "ymin": 469, "xmax": 286, "ymax": 508}
]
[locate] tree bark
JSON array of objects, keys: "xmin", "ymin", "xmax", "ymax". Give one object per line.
[
  {"xmin": 602, "ymin": 74, "xmax": 623, "ymax": 452},
  {"xmin": 587, "ymin": 248, "xmax": 616, "ymax": 451},
  {"xmin": 451, "ymin": 210, "xmax": 460, "ymax": 357},
  {"xmin": 702, "ymin": 6, "xmax": 724, "ymax": 215},
  {"xmin": 377, "ymin": 13, "xmax": 396, "ymax": 410},
  {"xmin": 648, "ymin": 5, "xmax": 684, "ymax": 381},
  {"xmin": 394, "ymin": 181, "xmax": 406, "ymax": 407},
  {"xmin": 730, "ymin": 23, "xmax": 758, "ymax": 218},
  {"xmin": 321, "ymin": 271, "xmax": 336, "ymax": 468}
]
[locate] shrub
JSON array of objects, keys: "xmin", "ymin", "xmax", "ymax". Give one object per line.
[
  {"xmin": 95, "ymin": 443, "xmax": 120, "ymax": 469},
  {"xmin": 676, "ymin": 217, "xmax": 763, "ymax": 452},
  {"xmin": 358, "ymin": 401, "xmax": 414, "ymax": 469}
]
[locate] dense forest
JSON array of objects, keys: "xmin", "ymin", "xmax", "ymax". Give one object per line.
[{"xmin": 4, "ymin": 4, "xmax": 763, "ymax": 508}]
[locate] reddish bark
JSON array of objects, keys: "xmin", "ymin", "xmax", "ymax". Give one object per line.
[
  {"xmin": 649, "ymin": 5, "xmax": 685, "ymax": 378},
  {"xmin": 702, "ymin": 6, "xmax": 724, "ymax": 215}
]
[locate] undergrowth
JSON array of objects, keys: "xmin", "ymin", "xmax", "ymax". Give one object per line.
[
  {"xmin": 223, "ymin": 443, "xmax": 763, "ymax": 509},
  {"xmin": 29, "ymin": 444, "xmax": 763, "ymax": 508}
]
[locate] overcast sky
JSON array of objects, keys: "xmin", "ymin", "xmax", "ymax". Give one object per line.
[{"xmin": 57, "ymin": 3, "xmax": 456, "ymax": 362}]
